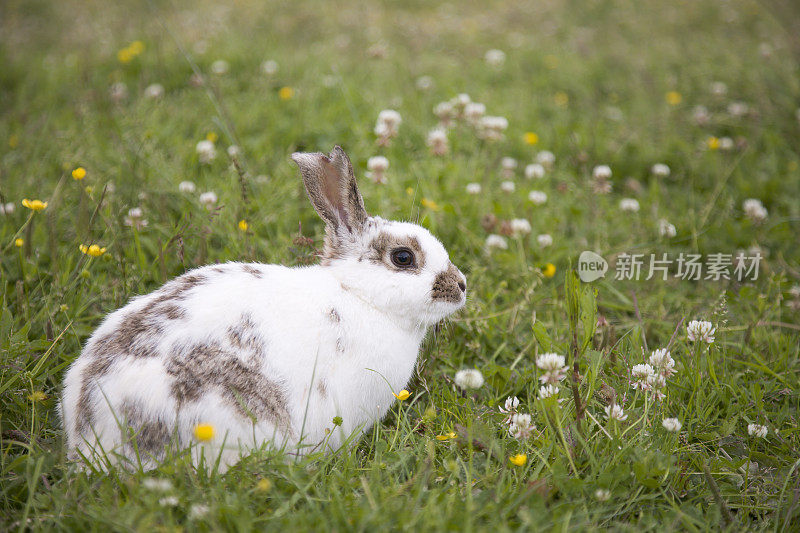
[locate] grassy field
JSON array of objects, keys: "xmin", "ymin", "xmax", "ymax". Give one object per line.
[{"xmin": 2, "ymin": 0, "xmax": 800, "ymax": 529}]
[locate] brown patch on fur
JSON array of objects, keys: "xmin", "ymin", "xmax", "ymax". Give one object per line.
[
  {"xmin": 226, "ymin": 313, "xmax": 267, "ymax": 367},
  {"xmin": 121, "ymin": 400, "xmax": 173, "ymax": 457},
  {"xmin": 165, "ymin": 342, "xmax": 291, "ymax": 433},
  {"xmin": 212, "ymin": 266, "xmax": 225, "ymax": 274},
  {"xmin": 432, "ymin": 262, "xmax": 465, "ymax": 303},
  {"xmin": 328, "ymin": 308, "xmax": 341, "ymax": 323},
  {"xmin": 317, "ymin": 379, "xmax": 328, "ymax": 399},
  {"xmin": 241, "ymin": 264, "xmax": 263, "ymax": 278},
  {"xmin": 365, "ymin": 232, "xmax": 426, "ymax": 273}
]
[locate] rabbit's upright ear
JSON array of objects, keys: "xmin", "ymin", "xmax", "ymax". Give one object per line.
[{"xmin": 291, "ymin": 146, "xmax": 368, "ymax": 234}]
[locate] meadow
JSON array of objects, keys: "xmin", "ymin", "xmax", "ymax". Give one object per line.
[{"xmin": 1, "ymin": 0, "xmax": 800, "ymax": 530}]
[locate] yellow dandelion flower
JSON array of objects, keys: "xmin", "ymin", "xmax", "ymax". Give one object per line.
[
  {"xmin": 60, "ymin": 304, "xmax": 69, "ymax": 312},
  {"xmin": 128, "ymin": 41, "xmax": 145, "ymax": 55},
  {"xmin": 393, "ymin": 389, "xmax": 411, "ymax": 401},
  {"xmin": 509, "ymin": 454, "xmax": 527, "ymax": 466},
  {"xmin": 205, "ymin": 131, "xmax": 218, "ymax": 143},
  {"xmin": 79, "ymin": 244, "xmax": 107, "ymax": 257},
  {"xmin": 15, "ymin": 238, "xmax": 24, "ymax": 247},
  {"xmin": 72, "ymin": 167, "xmax": 87, "ymax": 180},
  {"xmin": 256, "ymin": 478, "xmax": 272, "ymax": 492},
  {"xmin": 193, "ymin": 423, "xmax": 215, "ymax": 442},
  {"xmin": 22, "ymin": 199, "xmax": 48, "ymax": 211},
  {"xmin": 436, "ymin": 432, "xmax": 456, "ymax": 441},
  {"xmin": 421, "ymin": 198, "xmax": 440, "ymax": 211},
  {"xmin": 278, "ymin": 86, "xmax": 294, "ymax": 100},
  {"xmin": 28, "ymin": 391, "xmax": 47, "ymax": 402},
  {"xmin": 238, "ymin": 219, "xmax": 249, "ymax": 232},
  {"xmin": 524, "ymin": 132, "xmax": 539, "ymax": 145},
  {"xmin": 406, "ymin": 187, "xmax": 414, "ymax": 196},
  {"xmin": 117, "ymin": 47, "xmax": 135, "ymax": 63},
  {"xmin": 542, "ymin": 263, "xmax": 556, "ymax": 278},
  {"xmin": 9, "ymin": 135, "xmax": 19, "ymax": 148},
  {"xmin": 707, "ymin": 136, "xmax": 720, "ymax": 151},
  {"xmin": 666, "ymin": 91, "xmax": 682, "ymax": 106}
]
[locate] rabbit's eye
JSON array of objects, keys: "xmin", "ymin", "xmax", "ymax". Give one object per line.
[{"xmin": 391, "ymin": 248, "xmax": 415, "ymax": 268}]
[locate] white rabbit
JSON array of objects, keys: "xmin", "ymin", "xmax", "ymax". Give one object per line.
[{"xmin": 61, "ymin": 146, "xmax": 466, "ymax": 470}]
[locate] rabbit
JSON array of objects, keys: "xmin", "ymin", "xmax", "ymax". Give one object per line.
[{"xmin": 60, "ymin": 146, "xmax": 467, "ymax": 471}]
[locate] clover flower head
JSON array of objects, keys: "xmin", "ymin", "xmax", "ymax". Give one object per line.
[
  {"xmin": 179, "ymin": 181, "xmax": 196, "ymax": 193},
  {"xmin": 748, "ymin": 423, "xmax": 768, "ymax": 439},
  {"xmin": 426, "ymin": 128, "xmax": 449, "ymax": 155},
  {"xmin": 485, "ymin": 49, "xmax": 506, "ymax": 67},
  {"xmin": 742, "ymin": 198, "xmax": 768, "ymax": 222},
  {"xmin": 485, "ymin": 234, "xmax": 508, "ymax": 252},
  {"xmin": 604, "ymin": 404, "xmax": 628, "ymax": 422},
  {"xmin": 509, "ymin": 218, "xmax": 531, "ymax": 236},
  {"xmin": 528, "ymin": 190, "xmax": 547, "ymax": 205},
  {"xmin": 648, "ymin": 348, "xmax": 676, "ymax": 377},
  {"xmin": 196, "ymin": 140, "xmax": 216, "ymax": 163},
  {"xmin": 536, "ymin": 150, "xmax": 555, "ymax": 168},
  {"xmin": 619, "ymin": 198, "xmax": 640, "ymax": 213},
  {"xmin": 687, "ymin": 320, "xmax": 715, "ymax": 343},
  {"xmin": 454, "ymin": 369, "xmax": 484, "ymax": 390},
  {"xmin": 659, "ymin": 219, "xmax": 677, "ymax": 237},
  {"xmin": 500, "ymin": 180, "xmax": 516, "ymax": 193},
  {"xmin": 651, "ymin": 163, "xmax": 670, "ymax": 177},
  {"xmin": 465, "ymin": 183, "xmax": 482, "ymax": 195},
  {"xmin": 199, "ymin": 191, "xmax": 218, "ymax": 207},
  {"xmin": 539, "ymin": 384, "xmax": 559, "ymax": 399},
  {"xmin": 525, "ymin": 163, "xmax": 545, "ymax": 180},
  {"xmin": 592, "ymin": 165, "xmax": 612, "ymax": 180},
  {"xmin": 536, "ymin": 353, "xmax": 568, "ymax": 384},
  {"xmin": 662, "ymin": 418, "xmax": 682, "ymax": 432},
  {"xmin": 537, "ymin": 234, "xmax": 553, "ymax": 248},
  {"xmin": 509, "ymin": 413, "xmax": 535, "ymax": 439}
]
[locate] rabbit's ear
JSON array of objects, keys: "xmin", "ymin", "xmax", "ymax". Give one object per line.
[{"xmin": 291, "ymin": 146, "xmax": 368, "ymax": 234}]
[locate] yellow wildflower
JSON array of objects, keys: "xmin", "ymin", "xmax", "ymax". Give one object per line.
[
  {"xmin": 79, "ymin": 244, "xmax": 107, "ymax": 257},
  {"xmin": 707, "ymin": 136, "xmax": 720, "ymax": 151},
  {"xmin": 238, "ymin": 220, "xmax": 249, "ymax": 232},
  {"xmin": 542, "ymin": 263, "xmax": 556, "ymax": 278},
  {"xmin": 666, "ymin": 91, "xmax": 682, "ymax": 106},
  {"xmin": 60, "ymin": 304, "xmax": 69, "ymax": 312},
  {"xmin": 436, "ymin": 432, "xmax": 456, "ymax": 441},
  {"xmin": 393, "ymin": 389, "xmax": 411, "ymax": 401},
  {"xmin": 72, "ymin": 167, "xmax": 87, "ymax": 180},
  {"xmin": 22, "ymin": 199, "xmax": 48, "ymax": 211},
  {"xmin": 15, "ymin": 238, "xmax": 24, "ymax": 247},
  {"xmin": 509, "ymin": 454, "xmax": 527, "ymax": 466},
  {"xmin": 128, "ymin": 41, "xmax": 145, "ymax": 55},
  {"xmin": 554, "ymin": 92, "xmax": 569, "ymax": 107},
  {"xmin": 421, "ymin": 198, "xmax": 440, "ymax": 211},
  {"xmin": 278, "ymin": 86, "xmax": 294, "ymax": 100},
  {"xmin": 84, "ymin": 186, "xmax": 93, "ymax": 194},
  {"xmin": 406, "ymin": 187, "xmax": 414, "ymax": 196},
  {"xmin": 28, "ymin": 391, "xmax": 47, "ymax": 402},
  {"xmin": 524, "ymin": 132, "xmax": 539, "ymax": 145},
  {"xmin": 205, "ymin": 131, "xmax": 218, "ymax": 143},
  {"xmin": 193, "ymin": 423, "xmax": 215, "ymax": 442},
  {"xmin": 256, "ymin": 478, "xmax": 272, "ymax": 492},
  {"xmin": 117, "ymin": 47, "xmax": 134, "ymax": 63}
]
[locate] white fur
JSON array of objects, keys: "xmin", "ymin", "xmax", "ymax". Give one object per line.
[{"xmin": 61, "ymin": 216, "xmax": 465, "ymax": 471}]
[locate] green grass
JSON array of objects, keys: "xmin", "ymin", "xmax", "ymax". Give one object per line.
[{"xmin": 2, "ymin": 0, "xmax": 800, "ymax": 529}]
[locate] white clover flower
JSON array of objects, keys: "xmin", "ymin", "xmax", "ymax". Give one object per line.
[
  {"xmin": 649, "ymin": 348, "xmax": 676, "ymax": 378},
  {"xmin": 592, "ymin": 165, "xmax": 612, "ymax": 180},
  {"xmin": 366, "ymin": 155, "xmax": 389, "ymax": 184},
  {"xmin": 498, "ymin": 396, "xmax": 520, "ymax": 424},
  {"xmin": 710, "ymin": 81, "xmax": 727, "ymax": 96},
  {"xmin": 484, "ymin": 49, "xmax": 506, "ymax": 67},
  {"xmin": 189, "ymin": 504, "xmax": 210, "ymax": 520},
  {"xmin": 211, "ymin": 59, "xmax": 229, "ymax": 75},
  {"xmin": 453, "ymin": 93, "xmax": 471, "ymax": 109},
  {"xmin": 144, "ymin": 83, "xmax": 165, "ymax": 99},
  {"xmin": 0, "ymin": 202, "xmax": 15, "ymax": 215},
  {"xmin": 536, "ymin": 150, "xmax": 555, "ymax": 168},
  {"xmin": 477, "ymin": 116, "xmax": 508, "ymax": 141},
  {"xmin": 465, "ymin": 183, "xmax": 482, "ymax": 195},
  {"xmin": 658, "ymin": 219, "xmax": 677, "ymax": 238},
  {"xmin": 647, "ymin": 373, "xmax": 667, "ymax": 400},
  {"xmin": 500, "ymin": 180, "xmax": 516, "ymax": 193},
  {"xmin": 537, "ymin": 234, "xmax": 553, "ymax": 248},
  {"xmin": 525, "ymin": 163, "xmax": 545, "ymax": 180},
  {"xmin": 463, "ymin": 102, "xmax": 486, "ymax": 123},
  {"xmin": 719, "ymin": 136, "xmax": 735, "ymax": 151},
  {"xmin": 619, "ymin": 198, "xmax": 640, "ymax": 213},
  {"xmin": 727, "ymin": 101, "xmax": 749, "ymax": 117},
  {"xmin": 662, "ymin": 418, "xmax": 682, "ymax": 433},
  {"xmin": 227, "ymin": 145, "xmax": 241, "ymax": 158},
  {"xmin": 631, "ymin": 363, "xmax": 655, "ymax": 391},
  {"xmin": 426, "ymin": 128, "xmax": 449, "ymax": 156},
  {"xmin": 528, "ymin": 190, "xmax": 547, "ymax": 205},
  {"xmin": 501, "ymin": 157, "xmax": 518, "ymax": 171},
  {"xmin": 124, "ymin": 207, "xmax": 148, "ymax": 229},
  {"xmin": 377, "ymin": 109, "xmax": 402, "ymax": 131},
  {"xmin": 742, "ymin": 198, "xmax": 768, "ymax": 222},
  {"xmin": 485, "ymin": 234, "xmax": 508, "ymax": 251},
  {"xmin": 651, "ymin": 163, "xmax": 670, "ymax": 177},
  {"xmin": 261, "ymin": 59, "xmax": 278, "ymax": 75},
  {"xmin": 179, "ymin": 180, "xmax": 196, "ymax": 193},
  {"xmin": 143, "ymin": 478, "xmax": 173, "ymax": 491},
  {"xmin": 789, "ymin": 285, "xmax": 800, "ymax": 299},
  {"xmin": 199, "ymin": 191, "xmax": 218, "ymax": 208},
  {"xmin": 594, "ymin": 489, "xmax": 611, "ymax": 501},
  {"xmin": 196, "ymin": 140, "xmax": 216, "ymax": 163},
  {"xmin": 415, "ymin": 75, "xmax": 433, "ymax": 91},
  {"xmin": 509, "ymin": 413, "xmax": 535, "ymax": 439},
  {"xmin": 110, "ymin": 82, "xmax": 128, "ymax": 102},
  {"xmin": 692, "ymin": 105, "xmax": 711, "ymax": 125},
  {"xmin": 159, "ymin": 496, "xmax": 179, "ymax": 507},
  {"xmin": 454, "ymin": 369, "xmax": 484, "ymax": 389},
  {"xmin": 434, "ymin": 101, "xmax": 456, "ymax": 125},
  {"xmin": 604, "ymin": 404, "xmax": 628, "ymax": 422},
  {"xmin": 539, "ymin": 384, "xmax": 559, "ymax": 399},
  {"xmin": 509, "ymin": 218, "xmax": 531, "ymax": 236},
  {"xmin": 536, "ymin": 353, "xmax": 569, "ymax": 385},
  {"xmin": 748, "ymin": 424, "xmax": 768, "ymax": 438},
  {"xmin": 687, "ymin": 320, "xmax": 715, "ymax": 343}
]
